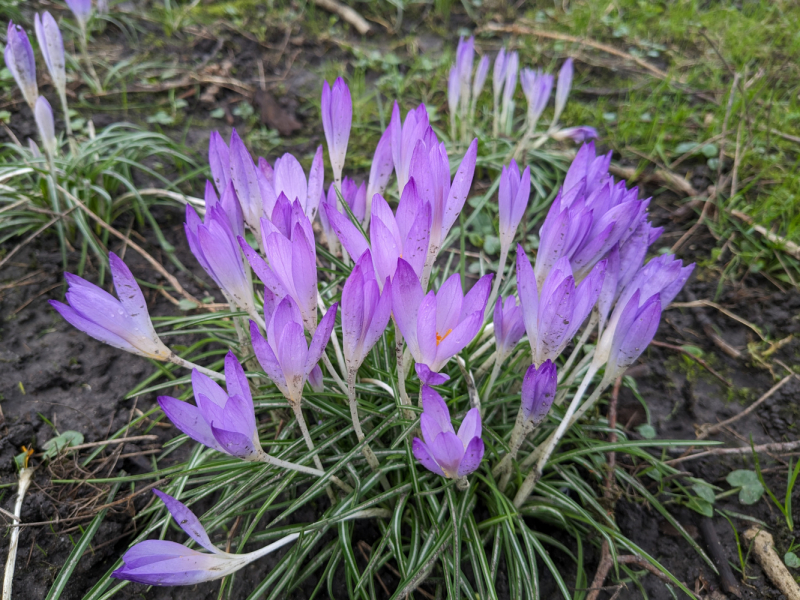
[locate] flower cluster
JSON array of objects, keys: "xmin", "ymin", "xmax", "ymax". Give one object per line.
[{"xmin": 43, "ymin": 39, "xmax": 692, "ymax": 585}]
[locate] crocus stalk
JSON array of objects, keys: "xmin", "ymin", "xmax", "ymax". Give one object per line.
[
  {"xmin": 517, "ymin": 247, "xmax": 606, "ymax": 366},
  {"xmin": 412, "ymin": 385, "xmax": 484, "ymax": 487},
  {"xmin": 492, "ymin": 48, "xmax": 507, "ymax": 138},
  {"xmin": 390, "ymin": 102, "xmax": 430, "ymax": 197},
  {"xmin": 341, "ymin": 251, "xmax": 392, "ymax": 471},
  {"xmin": 185, "ymin": 202, "xmax": 260, "ymax": 326},
  {"xmin": 494, "ymin": 361, "xmax": 556, "ymax": 490},
  {"xmin": 483, "ymin": 295, "xmax": 526, "ymax": 406},
  {"xmin": 499, "ymin": 51, "xmax": 518, "ymax": 135},
  {"xmin": 34, "ymin": 12, "xmax": 71, "ymax": 137},
  {"xmin": 409, "ymin": 136, "xmax": 478, "ymax": 288},
  {"xmin": 486, "ymin": 160, "xmax": 531, "ymax": 315},
  {"xmin": 250, "ymin": 297, "xmax": 337, "ymax": 474},
  {"xmin": 112, "ymin": 489, "xmax": 299, "ymax": 586},
  {"xmin": 392, "ymin": 259, "xmax": 492, "ymax": 387},
  {"xmin": 5, "ymin": 22, "xmax": 37, "ymax": 110},
  {"xmin": 551, "ymin": 58, "xmax": 573, "ymax": 129},
  {"xmin": 321, "ymin": 77, "xmax": 351, "ymax": 190},
  {"xmin": 159, "ymin": 352, "xmax": 324, "ymax": 476},
  {"xmin": 49, "ymin": 252, "xmax": 222, "ymax": 381},
  {"xmin": 364, "ymin": 125, "xmax": 394, "ymax": 227},
  {"xmin": 470, "ymin": 54, "xmax": 490, "ymax": 125},
  {"xmin": 324, "ymin": 180, "xmax": 431, "ymax": 286}
]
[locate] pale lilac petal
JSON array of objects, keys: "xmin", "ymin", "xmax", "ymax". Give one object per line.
[
  {"xmin": 516, "ymin": 246, "xmax": 539, "ymax": 350},
  {"xmin": 229, "ymin": 130, "xmax": 262, "ymax": 231},
  {"xmin": 158, "ymin": 396, "xmax": 223, "ymax": 454},
  {"xmin": 415, "ymin": 364, "xmax": 450, "ymax": 385},
  {"xmin": 277, "ymin": 322, "xmax": 308, "ymax": 401},
  {"xmin": 429, "ymin": 431, "xmax": 464, "ymax": 477},
  {"xmin": 460, "ymin": 273, "xmax": 493, "ymax": 320},
  {"xmin": 223, "ymin": 352, "xmax": 250, "ymax": 404},
  {"xmin": 239, "ymin": 236, "xmax": 288, "ymax": 298},
  {"xmin": 306, "ymin": 303, "xmax": 337, "ymax": 375},
  {"xmin": 416, "ymin": 291, "xmax": 438, "ymax": 366},
  {"xmin": 323, "ymin": 204, "xmax": 369, "ymax": 261},
  {"xmin": 366, "ymin": 126, "xmax": 394, "ymax": 202},
  {"xmin": 412, "ymin": 438, "xmax": 446, "ymax": 477},
  {"xmin": 250, "ymin": 321, "xmax": 289, "ymax": 397},
  {"xmin": 361, "ymin": 278, "xmax": 392, "ymax": 362},
  {"xmin": 456, "ymin": 408, "xmax": 481, "ymax": 446},
  {"xmin": 306, "ymin": 145, "xmax": 324, "ymax": 218},
  {"xmin": 342, "ymin": 263, "xmax": 365, "ymax": 370},
  {"xmin": 433, "ymin": 310, "xmax": 482, "ymax": 370},
  {"xmin": 152, "ymin": 490, "xmax": 220, "ymax": 554},
  {"xmin": 308, "ymin": 364, "xmax": 324, "ymax": 393},
  {"xmin": 49, "ymin": 300, "xmax": 139, "ymax": 355},
  {"xmin": 434, "ymin": 274, "xmax": 463, "ymax": 337},
  {"xmin": 208, "ymin": 132, "xmax": 230, "ymax": 193},
  {"xmin": 391, "ymin": 259, "xmax": 424, "ymax": 358},
  {"xmin": 456, "ymin": 437, "xmax": 484, "ymax": 477},
  {"xmin": 420, "ymin": 385, "xmax": 454, "ymax": 435},
  {"xmin": 370, "ymin": 217, "xmax": 400, "ymax": 284},
  {"xmin": 210, "ymin": 425, "xmax": 258, "ymax": 460},
  {"xmin": 191, "ymin": 369, "xmax": 227, "ymax": 408},
  {"xmin": 402, "ymin": 202, "xmax": 431, "ymax": 279}
]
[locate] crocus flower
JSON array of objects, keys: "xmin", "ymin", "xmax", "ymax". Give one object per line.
[
  {"xmin": 520, "ymin": 68, "xmax": 554, "ymax": 134},
  {"xmin": 472, "ymin": 55, "xmax": 490, "ymax": 107},
  {"xmin": 390, "ymin": 102, "xmax": 431, "ymax": 197},
  {"xmin": 493, "ymin": 295, "xmax": 526, "ymax": 361},
  {"xmin": 342, "ymin": 251, "xmax": 392, "ymax": 375},
  {"xmin": 250, "ymin": 297, "xmax": 337, "ymax": 404},
  {"xmin": 499, "ymin": 51, "xmax": 519, "ymax": 132},
  {"xmin": 240, "ymin": 202, "xmax": 318, "ymax": 332},
  {"xmin": 229, "ymin": 129, "xmax": 267, "ymax": 235},
  {"xmin": 320, "ymin": 177, "xmax": 366, "ymax": 242},
  {"xmin": 66, "ymin": 0, "xmax": 92, "ymax": 30},
  {"xmin": 158, "ymin": 352, "xmax": 265, "ymax": 461},
  {"xmin": 594, "ymin": 254, "xmax": 693, "ymax": 376},
  {"xmin": 551, "ymin": 126, "xmax": 599, "ymax": 143},
  {"xmin": 324, "ymin": 180, "xmax": 431, "ymax": 286},
  {"xmin": 562, "ymin": 141, "xmax": 612, "ymax": 195},
  {"xmin": 5, "ymin": 22, "xmax": 37, "ymax": 110},
  {"xmin": 50, "ymin": 253, "xmax": 170, "ymax": 360},
  {"xmin": 203, "ymin": 180, "xmax": 245, "ymax": 240},
  {"xmin": 185, "ymin": 203, "xmax": 255, "ymax": 316},
  {"xmin": 34, "ymin": 96, "xmax": 56, "ymax": 157},
  {"xmin": 412, "ymin": 385, "xmax": 484, "ymax": 479},
  {"xmin": 111, "ymin": 489, "xmax": 298, "ymax": 586},
  {"xmin": 447, "ymin": 65, "xmax": 460, "ymax": 128},
  {"xmin": 208, "ymin": 131, "xmax": 230, "ymax": 194},
  {"xmin": 263, "ymin": 148, "xmax": 325, "ymax": 220},
  {"xmin": 392, "ymin": 259, "xmax": 492, "ymax": 384},
  {"xmin": 34, "ymin": 13, "xmax": 66, "ymax": 103},
  {"xmin": 321, "ymin": 77, "xmax": 351, "ymax": 186},
  {"xmin": 520, "ymin": 360, "xmax": 557, "ymax": 426},
  {"xmin": 492, "ymin": 48, "xmax": 507, "ymax": 112},
  {"xmin": 552, "ymin": 58, "xmax": 573, "ymax": 126},
  {"xmin": 517, "ymin": 247, "xmax": 605, "ymax": 366},
  {"xmin": 365, "ymin": 125, "xmax": 394, "ymax": 221},
  {"xmin": 408, "ymin": 135, "xmax": 478, "ymax": 264},
  {"xmin": 498, "ymin": 160, "xmax": 531, "ymax": 258}
]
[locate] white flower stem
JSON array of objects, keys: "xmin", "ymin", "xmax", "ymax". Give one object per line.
[
  {"xmin": 168, "ymin": 352, "xmax": 225, "ymax": 381},
  {"xmin": 395, "ymin": 323, "xmax": 413, "ymax": 420},
  {"xmin": 557, "ymin": 312, "xmax": 598, "ymax": 385},
  {"xmin": 484, "ymin": 244, "xmax": 510, "ymax": 322},
  {"xmin": 347, "ymin": 369, "xmax": 382, "ymax": 475},
  {"xmin": 2, "ymin": 467, "xmax": 34, "ymax": 600},
  {"xmin": 256, "ymin": 452, "xmax": 324, "ymax": 477},
  {"xmin": 78, "ymin": 26, "xmax": 103, "ymax": 93},
  {"xmin": 482, "ymin": 355, "xmax": 504, "ymax": 410},
  {"xmin": 244, "ymin": 532, "xmax": 300, "ymax": 561}
]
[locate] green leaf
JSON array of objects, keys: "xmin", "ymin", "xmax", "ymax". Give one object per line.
[
  {"xmin": 738, "ymin": 484, "xmax": 765, "ymax": 505},
  {"xmin": 726, "ymin": 469, "xmax": 760, "ymax": 487},
  {"xmin": 43, "ymin": 431, "xmax": 84, "ymax": 459},
  {"xmin": 636, "ymin": 424, "xmax": 657, "ymax": 439},
  {"xmin": 784, "ymin": 552, "xmax": 800, "ymax": 568},
  {"xmin": 178, "ymin": 299, "xmax": 199, "ymax": 310},
  {"xmin": 692, "ymin": 483, "xmax": 716, "ymax": 504},
  {"xmin": 483, "ymin": 235, "xmax": 501, "ymax": 256},
  {"xmin": 146, "ymin": 111, "xmax": 175, "ymax": 125}
]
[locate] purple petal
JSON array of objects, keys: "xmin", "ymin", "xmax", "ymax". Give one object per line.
[
  {"xmin": 323, "ymin": 203, "xmax": 370, "ymax": 262},
  {"xmin": 229, "ymin": 130, "xmax": 262, "ymax": 231},
  {"xmin": 429, "ymin": 431, "xmax": 465, "ymax": 477},
  {"xmin": 277, "ymin": 322, "xmax": 309, "ymax": 401},
  {"xmin": 434, "ymin": 274, "xmax": 463, "ymax": 338},
  {"xmin": 460, "ymin": 273, "xmax": 493, "ymax": 320},
  {"xmin": 433, "ymin": 310, "xmax": 482, "ymax": 370},
  {"xmin": 306, "ymin": 145, "xmax": 324, "ymax": 218},
  {"xmin": 308, "ymin": 364, "xmax": 324, "ymax": 393},
  {"xmin": 152, "ymin": 490, "xmax": 220, "ymax": 554},
  {"xmin": 415, "ymin": 364, "xmax": 450, "ymax": 385},
  {"xmin": 210, "ymin": 425, "xmax": 258, "ymax": 460},
  {"xmin": 456, "ymin": 437, "xmax": 484, "ymax": 477},
  {"xmin": 49, "ymin": 300, "xmax": 140, "ymax": 355},
  {"xmin": 239, "ymin": 236, "xmax": 288, "ymax": 298},
  {"xmin": 420, "ymin": 385, "xmax": 454, "ymax": 436},
  {"xmin": 191, "ymin": 369, "xmax": 228, "ymax": 408},
  {"xmin": 158, "ymin": 396, "xmax": 223, "ymax": 454},
  {"xmin": 391, "ymin": 259, "xmax": 424, "ymax": 359},
  {"xmin": 456, "ymin": 408, "xmax": 481, "ymax": 446},
  {"xmin": 515, "ymin": 246, "xmax": 539, "ymax": 350},
  {"xmin": 443, "ymin": 140, "xmax": 477, "ymax": 240},
  {"xmin": 307, "ymin": 302, "xmax": 337, "ymax": 375},
  {"xmin": 412, "ymin": 438, "xmax": 446, "ymax": 477},
  {"xmin": 370, "ymin": 216, "xmax": 400, "ymax": 284},
  {"xmin": 342, "ymin": 264, "xmax": 366, "ymax": 371},
  {"xmin": 416, "ymin": 291, "xmax": 438, "ymax": 366},
  {"xmin": 366, "ymin": 126, "xmax": 394, "ymax": 202},
  {"xmin": 250, "ymin": 321, "xmax": 288, "ymax": 397},
  {"xmin": 224, "ymin": 352, "xmax": 251, "ymax": 404},
  {"xmin": 208, "ymin": 132, "xmax": 230, "ymax": 193}
]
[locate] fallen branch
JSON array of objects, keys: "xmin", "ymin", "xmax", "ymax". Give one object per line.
[
  {"xmin": 744, "ymin": 528, "xmax": 800, "ymax": 600},
  {"xmin": 33, "ymin": 435, "xmax": 159, "ymax": 457},
  {"xmin": 313, "ymin": 0, "xmax": 371, "ymax": 35},
  {"xmin": 729, "ymin": 209, "xmax": 800, "ymax": 260}
]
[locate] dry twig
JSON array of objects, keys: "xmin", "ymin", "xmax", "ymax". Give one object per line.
[{"xmin": 744, "ymin": 528, "xmax": 800, "ymax": 600}]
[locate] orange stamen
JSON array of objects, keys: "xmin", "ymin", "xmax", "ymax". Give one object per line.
[{"xmin": 436, "ymin": 329, "xmax": 453, "ymax": 345}]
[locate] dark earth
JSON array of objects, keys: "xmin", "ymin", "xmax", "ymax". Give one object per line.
[{"xmin": 1, "ymin": 6, "xmax": 799, "ymax": 600}]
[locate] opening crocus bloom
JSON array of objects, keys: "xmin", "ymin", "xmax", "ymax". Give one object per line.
[
  {"xmin": 49, "ymin": 253, "xmax": 170, "ymax": 360},
  {"xmin": 390, "ymin": 102, "xmax": 430, "ymax": 197},
  {"xmin": 520, "ymin": 360, "xmax": 557, "ymax": 426},
  {"xmin": 392, "ymin": 259, "xmax": 492, "ymax": 384},
  {"xmin": 34, "ymin": 96, "xmax": 56, "ymax": 157},
  {"xmin": 4, "ymin": 22, "xmax": 37, "ymax": 110},
  {"xmin": 498, "ymin": 160, "xmax": 531, "ymax": 255},
  {"xmin": 34, "ymin": 12, "xmax": 66, "ymax": 101},
  {"xmin": 517, "ymin": 247, "xmax": 605, "ymax": 366},
  {"xmin": 250, "ymin": 296, "xmax": 337, "ymax": 403},
  {"xmin": 65, "ymin": 0, "xmax": 92, "ymax": 30},
  {"xmin": 365, "ymin": 125, "xmax": 394, "ymax": 215},
  {"xmin": 159, "ymin": 352, "xmax": 265, "ymax": 461},
  {"xmin": 321, "ymin": 77, "xmax": 352, "ymax": 185},
  {"xmin": 112, "ymin": 489, "xmax": 298, "ymax": 586},
  {"xmin": 412, "ymin": 385, "xmax": 484, "ymax": 479},
  {"xmin": 552, "ymin": 58, "xmax": 574, "ymax": 125},
  {"xmin": 493, "ymin": 295, "xmax": 526, "ymax": 360},
  {"xmin": 261, "ymin": 148, "xmax": 324, "ymax": 220},
  {"xmin": 520, "ymin": 68, "xmax": 553, "ymax": 133},
  {"xmin": 551, "ymin": 126, "xmax": 599, "ymax": 144}
]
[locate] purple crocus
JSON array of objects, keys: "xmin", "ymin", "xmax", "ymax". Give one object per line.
[
  {"xmin": 320, "ymin": 177, "xmax": 366, "ymax": 244},
  {"xmin": 392, "ymin": 259, "xmax": 492, "ymax": 384},
  {"xmin": 498, "ymin": 160, "xmax": 531, "ymax": 258},
  {"xmin": 447, "ymin": 65, "xmax": 460, "ymax": 129},
  {"xmin": 203, "ymin": 180, "xmax": 245, "ymax": 240},
  {"xmin": 552, "ymin": 58, "xmax": 573, "ymax": 126},
  {"xmin": 4, "ymin": 22, "xmax": 37, "ymax": 110},
  {"xmin": 158, "ymin": 352, "xmax": 265, "ymax": 461},
  {"xmin": 520, "ymin": 68, "xmax": 554, "ymax": 135},
  {"xmin": 341, "ymin": 251, "xmax": 392, "ymax": 375},
  {"xmin": 492, "ymin": 49, "xmax": 507, "ymax": 119},
  {"xmin": 240, "ymin": 203, "xmax": 318, "ymax": 332},
  {"xmin": 34, "ymin": 13, "xmax": 66, "ymax": 104},
  {"xmin": 324, "ymin": 180, "xmax": 431, "ymax": 286},
  {"xmin": 250, "ymin": 296, "xmax": 337, "ymax": 404},
  {"xmin": 390, "ymin": 103, "xmax": 431, "ymax": 197},
  {"xmin": 517, "ymin": 246, "xmax": 605, "ymax": 366},
  {"xmin": 49, "ymin": 253, "xmax": 170, "ymax": 360},
  {"xmin": 264, "ymin": 148, "xmax": 325, "ymax": 220},
  {"xmin": 499, "ymin": 51, "xmax": 519, "ymax": 133},
  {"xmin": 185, "ymin": 202, "xmax": 255, "ymax": 316},
  {"xmin": 412, "ymin": 385, "xmax": 484, "ymax": 479},
  {"xmin": 229, "ymin": 129, "xmax": 267, "ymax": 235},
  {"xmin": 365, "ymin": 125, "xmax": 394, "ymax": 222},
  {"xmin": 65, "ymin": 0, "xmax": 92, "ymax": 31},
  {"xmin": 321, "ymin": 77, "xmax": 351, "ymax": 187},
  {"xmin": 551, "ymin": 126, "xmax": 599, "ymax": 143},
  {"xmin": 208, "ymin": 131, "xmax": 230, "ymax": 193},
  {"xmin": 472, "ymin": 55, "xmax": 490, "ymax": 109},
  {"xmin": 34, "ymin": 96, "xmax": 56, "ymax": 157},
  {"xmin": 111, "ymin": 489, "xmax": 298, "ymax": 586},
  {"xmin": 520, "ymin": 360, "xmax": 557, "ymax": 427},
  {"xmin": 493, "ymin": 295, "xmax": 526, "ymax": 361}
]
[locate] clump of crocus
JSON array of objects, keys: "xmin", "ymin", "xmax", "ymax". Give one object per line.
[
  {"xmin": 159, "ymin": 352, "xmax": 323, "ymax": 476},
  {"xmin": 412, "ymin": 385, "xmax": 484, "ymax": 483},
  {"xmin": 34, "ymin": 12, "xmax": 70, "ymax": 135},
  {"xmin": 111, "ymin": 489, "xmax": 299, "ymax": 586},
  {"xmin": 517, "ymin": 247, "xmax": 606, "ymax": 366},
  {"xmin": 520, "ymin": 68, "xmax": 553, "ymax": 139},
  {"xmin": 392, "ymin": 259, "xmax": 492, "ymax": 385},
  {"xmin": 447, "ymin": 36, "xmax": 490, "ymax": 140},
  {"xmin": 324, "ymin": 180, "xmax": 431, "ymax": 286},
  {"xmin": 321, "ymin": 77, "xmax": 351, "ymax": 189},
  {"xmin": 5, "ymin": 22, "xmax": 37, "ymax": 110}
]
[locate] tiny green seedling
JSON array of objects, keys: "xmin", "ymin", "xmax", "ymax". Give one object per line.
[{"xmin": 726, "ymin": 469, "xmax": 766, "ymax": 505}]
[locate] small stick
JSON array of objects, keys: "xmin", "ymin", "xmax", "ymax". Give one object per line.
[
  {"xmin": 696, "ymin": 373, "xmax": 795, "ymax": 439},
  {"xmin": 698, "ymin": 518, "xmax": 742, "ymax": 597},
  {"xmin": 586, "ymin": 540, "xmax": 676, "ymax": 600},
  {"xmin": 650, "ymin": 340, "xmax": 732, "ymax": 387},
  {"xmin": 312, "ymin": 0, "xmax": 371, "ymax": 34},
  {"xmin": 744, "ymin": 528, "xmax": 800, "ymax": 600},
  {"xmin": 33, "ymin": 435, "xmax": 159, "ymax": 456},
  {"xmin": 2, "ymin": 467, "xmax": 34, "ymax": 600},
  {"xmin": 665, "ymin": 440, "xmax": 800, "ymax": 465}
]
